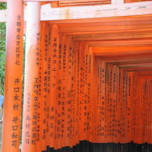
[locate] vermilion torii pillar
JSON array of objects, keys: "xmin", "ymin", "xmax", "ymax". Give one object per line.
[
  {"xmin": 21, "ymin": 2, "xmax": 41, "ymax": 152},
  {"xmin": 1, "ymin": 0, "xmax": 24, "ymax": 152}
]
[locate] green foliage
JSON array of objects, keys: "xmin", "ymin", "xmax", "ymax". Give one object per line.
[
  {"xmin": 0, "ymin": 23, "xmax": 6, "ymax": 95},
  {"xmin": 0, "ymin": 2, "xmax": 6, "ymax": 95},
  {"xmin": 0, "ymin": 2, "xmax": 6, "ymax": 10}
]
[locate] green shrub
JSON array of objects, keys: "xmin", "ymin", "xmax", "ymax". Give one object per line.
[{"xmin": 0, "ymin": 2, "xmax": 6, "ymax": 95}]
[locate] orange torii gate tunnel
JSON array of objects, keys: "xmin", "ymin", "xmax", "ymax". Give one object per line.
[{"xmin": 1, "ymin": 0, "xmax": 152, "ymax": 152}]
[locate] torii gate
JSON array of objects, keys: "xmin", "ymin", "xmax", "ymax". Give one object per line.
[{"xmin": 0, "ymin": 0, "xmax": 152, "ymax": 152}]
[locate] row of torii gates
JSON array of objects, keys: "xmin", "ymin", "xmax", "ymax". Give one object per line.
[{"xmin": 0, "ymin": 0, "xmax": 152, "ymax": 152}]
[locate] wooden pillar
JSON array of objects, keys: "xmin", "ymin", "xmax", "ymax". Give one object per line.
[
  {"xmin": 21, "ymin": 2, "xmax": 41, "ymax": 152},
  {"xmin": 1, "ymin": 0, "xmax": 24, "ymax": 152}
]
